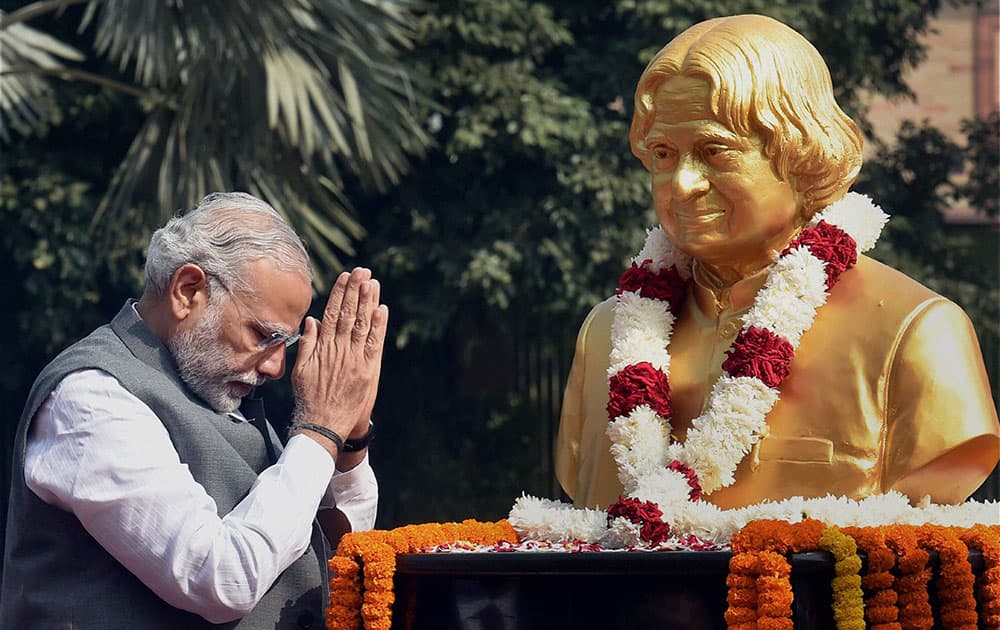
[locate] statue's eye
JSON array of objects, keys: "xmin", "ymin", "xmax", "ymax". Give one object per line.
[
  {"xmin": 702, "ymin": 143, "xmax": 729, "ymax": 157},
  {"xmin": 651, "ymin": 145, "xmax": 675, "ymax": 160}
]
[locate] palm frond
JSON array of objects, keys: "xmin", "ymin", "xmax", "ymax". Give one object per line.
[
  {"xmin": 0, "ymin": 9, "xmax": 84, "ymax": 141},
  {"xmin": 77, "ymin": 0, "xmax": 435, "ymax": 285}
]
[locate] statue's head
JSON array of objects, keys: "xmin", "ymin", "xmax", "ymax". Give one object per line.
[{"xmin": 629, "ymin": 15, "xmax": 864, "ymax": 271}]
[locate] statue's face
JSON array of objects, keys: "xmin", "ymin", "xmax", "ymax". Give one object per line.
[{"xmin": 646, "ymin": 76, "xmax": 801, "ymax": 272}]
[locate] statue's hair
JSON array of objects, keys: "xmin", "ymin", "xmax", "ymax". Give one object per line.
[
  {"xmin": 144, "ymin": 192, "xmax": 312, "ymax": 297},
  {"xmin": 629, "ymin": 14, "xmax": 863, "ymax": 217}
]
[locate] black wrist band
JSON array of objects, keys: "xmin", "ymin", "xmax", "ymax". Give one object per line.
[
  {"xmin": 291, "ymin": 422, "xmax": 344, "ymax": 456},
  {"xmin": 343, "ymin": 421, "xmax": 375, "ymax": 452}
]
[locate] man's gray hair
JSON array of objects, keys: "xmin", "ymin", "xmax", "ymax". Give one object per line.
[{"xmin": 144, "ymin": 192, "xmax": 312, "ymax": 297}]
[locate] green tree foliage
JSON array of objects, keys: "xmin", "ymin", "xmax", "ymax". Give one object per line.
[
  {"xmin": 0, "ymin": 82, "xmax": 145, "ymax": 409},
  {"xmin": 1, "ymin": 0, "xmax": 430, "ymax": 280}
]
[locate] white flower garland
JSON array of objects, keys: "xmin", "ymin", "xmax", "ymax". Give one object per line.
[{"xmin": 509, "ymin": 193, "xmax": 999, "ymax": 547}]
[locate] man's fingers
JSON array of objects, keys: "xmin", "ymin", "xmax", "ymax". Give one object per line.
[
  {"xmin": 368, "ymin": 279, "xmax": 381, "ymax": 311},
  {"xmin": 320, "ymin": 272, "xmax": 351, "ymax": 341},
  {"xmin": 351, "ymin": 282, "xmax": 373, "ymax": 343},
  {"xmin": 293, "ymin": 316, "xmax": 319, "ymax": 375},
  {"xmin": 336, "ymin": 268, "xmax": 370, "ymax": 336},
  {"xmin": 365, "ymin": 304, "xmax": 389, "ymax": 361}
]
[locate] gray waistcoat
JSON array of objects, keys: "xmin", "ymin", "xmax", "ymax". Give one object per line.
[{"xmin": 1, "ymin": 301, "xmax": 329, "ymax": 629}]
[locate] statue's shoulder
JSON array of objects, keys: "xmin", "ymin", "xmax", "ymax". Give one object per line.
[
  {"xmin": 568, "ymin": 297, "xmax": 617, "ymax": 361},
  {"xmin": 836, "ymin": 254, "xmax": 965, "ymax": 325},
  {"xmin": 580, "ymin": 297, "xmax": 617, "ymax": 335},
  {"xmin": 851, "ymin": 255, "xmax": 940, "ymax": 297}
]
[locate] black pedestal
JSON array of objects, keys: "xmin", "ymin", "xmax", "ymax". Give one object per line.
[
  {"xmin": 391, "ymin": 551, "xmax": 837, "ymax": 630},
  {"xmin": 390, "ymin": 548, "xmax": 986, "ymax": 630}
]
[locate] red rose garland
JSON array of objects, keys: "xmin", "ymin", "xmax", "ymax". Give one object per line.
[
  {"xmin": 667, "ymin": 460, "xmax": 703, "ymax": 501},
  {"xmin": 617, "ymin": 259, "xmax": 687, "ymax": 310},
  {"xmin": 606, "ymin": 219, "xmax": 859, "ymax": 528},
  {"xmin": 783, "ymin": 220, "xmax": 858, "ymax": 288}
]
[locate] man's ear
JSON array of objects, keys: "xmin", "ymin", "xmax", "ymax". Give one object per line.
[{"xmin": 168, "ymin": 264, "xmax": 212, "ymax": 321}]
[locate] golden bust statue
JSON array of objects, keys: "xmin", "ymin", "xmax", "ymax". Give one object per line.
[{"xmin": 555, "ymin": 14, "xmax": 1000, "ymax": 511}]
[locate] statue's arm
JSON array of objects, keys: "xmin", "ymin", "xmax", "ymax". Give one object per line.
[{"xmin": 882, "ymin": 297, "xmax": 1000, "ymax": 503}]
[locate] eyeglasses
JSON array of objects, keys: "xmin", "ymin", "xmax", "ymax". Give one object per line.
[
  {"xmin": 208, "ymin": 273, "xmax": 302, "ymax": 350},
  {"xmin": 233, "ymin": 294, "xmax": 302, "ymax": 350},
  {"xmin": 256, "ymin": 328, "xmax": 302, "ymax": 350}
]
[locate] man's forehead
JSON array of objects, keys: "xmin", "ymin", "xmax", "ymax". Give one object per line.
[{"xmin": 236, "ymin": 260, "xmax": 313, "ymax": 318}]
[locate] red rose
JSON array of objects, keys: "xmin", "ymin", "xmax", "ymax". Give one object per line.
[
  {"xmin": 607, "ymin": 361, "xmax": 671, "ymax": 420},
  {"xmin": 640, "ymin": 520, "xmax": 672, "ymax": 544},
  {"xmin": 721, "ymin": 326, "xmax": 794, "ymax": 388},
  {"xmin": 606, "ymin": 497, "xmax": 672, "ymax": 545},
  {"xmin": 783, "ymin": 221, "xmax": 857, "ymax": 288},
  {"xmin": 617, "ymin": 259, "xmax": 687, "ymax": 311}
]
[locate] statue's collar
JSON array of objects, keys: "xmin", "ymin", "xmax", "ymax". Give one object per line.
[{"xmin": 691, "ymin": 260, "xmax": 770, "ymax": 316}]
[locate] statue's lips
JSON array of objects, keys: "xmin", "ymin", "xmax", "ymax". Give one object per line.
[{"xmin": 672, "ymin": 209, "xmax": 725, "ymax": 225}]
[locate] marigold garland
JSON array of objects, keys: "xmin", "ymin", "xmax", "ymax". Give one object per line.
[
  {"xmin": 725, "ymin": 552, "xmax": 759, "ymax": 629},
  {"xmin": 884, "ymin": 526, "xmax": 934, "ymax": 630},
  {"xmin": 726, "ymin": 520, "xmax": 825, "ymax": 629},
  {"xmin": 819, "ymin": 528, "xmax": 865, "ymax": 630},
  {"xmin": 916, "ymin": 526, "xmax": 977, "ymax": 630},
  {"xmin": 841, "ymin": 526, "xmax": 900, "ymax": 630},
  {"xmin": 755, "ymin": 550, "xmax": 794, "ymax": 630},
  {"xmin": 327, "ymin": 556, "xmax": 362, "ymax": 630},
  {"xmin": 327, "ymin": 519, "xmax": 518, "ymax": 630},
  {"xmin": 729, "ymin": 519, "xmax": 826, "ymax": 555},
  {"xmin": 721, "ymin": 521, "xmax": 1000, "ymax": 630},
  {"xmin": 959, "ymin": 525, "xmax": 1000, "ymax": 629}
]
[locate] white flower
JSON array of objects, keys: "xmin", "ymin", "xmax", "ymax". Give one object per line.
[
  {"xmin": 635, "ymin": 227, "xmax": 692, "ymax": 278},
  {"xmin": 608, "ymin": 407, "xmax": 671, "ymax": 490},
  {"xmin": 743, "ymin": 248, "xmax": 827, "ymax": 346},
  {"xmin": 508, "ymin": 495, "xmax": 607, "ymax": 544},
  {"xmin": 632, "ymin": 468, "xmax": 698, "ymax": 515},
  {"xmin": 676, "ymin": 376, "xmax": 777, "ymax": 493},
  {"xmin": 609, "ymin": 293, "xmax": 674, "ymax": 374},
  {"xmin": 670, "ymin": 500, "xmax": 729, "ymax": 542}
]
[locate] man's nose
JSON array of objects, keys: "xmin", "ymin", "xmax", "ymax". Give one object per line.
[
  {"xmin": 257, "ymin": 347, "xmax": 286, "ymax": 380},
  {"xmin": 672, "ymin": 154, "xmax": 709, "ymax": 200}
]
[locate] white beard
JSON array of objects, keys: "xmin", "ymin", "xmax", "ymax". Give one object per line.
[{"xmin": 167, "ymin": 299, "xmax": 263, "ymax": 413}]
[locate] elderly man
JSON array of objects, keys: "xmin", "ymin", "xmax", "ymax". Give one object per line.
[
  {"xmin": 2, "ymin": 192, "xmax": 384, "ymax": 628},
  {"xmin": 556, "ymin": 15, "xmax": 999, "ymax": 512}
]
